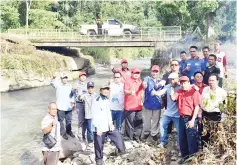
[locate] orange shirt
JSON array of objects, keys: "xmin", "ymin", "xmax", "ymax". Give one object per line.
[{"xmin": 124, "ymin": 77, "xmax": 143, "ymax": 111}]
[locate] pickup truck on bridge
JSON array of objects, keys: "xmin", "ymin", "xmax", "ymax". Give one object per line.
[{"xmin": 79, "ymin": 19, "xmax": 141, "ymax": 38}]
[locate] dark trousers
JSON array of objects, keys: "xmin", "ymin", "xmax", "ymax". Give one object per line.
[
  {"xmin": 85, "ymin": 119, "xmax": 93, "ymax": 142},
  {"xmin": 42, "ymin": 151, "xmax": 59, "ymax": 165},
  {"xmin": 218, "ymin": 77, "xmax": 223, "ymax": 88},
  {"xmin": 124, "ymin": 110, "xmax": 143, "ymax": 140},
  {"xmin": 179, "ymin": 116, "xmax": 198, "ymax": 159},
  {"xmin": 57, "ymin": 110, "xmax": 72, "ymax": 136},
  {"xmin": 111, "ymin": 110, "xmax": 124, "ymax": 132},
  {"xmin": 202, "ymin": 111, "xmax": 221, "ymax": 144},
  {"xmin": 93, "ymin": 129, "xmax": 125, "ymax": 164},
  {"xmin": 76, "ymin": 102, "xmax": 86, "ymax": 138}
]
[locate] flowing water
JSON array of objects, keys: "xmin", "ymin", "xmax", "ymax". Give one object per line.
[{"xmin": 1, "ymin": 58, "xmax": 151, "ymax": 165}]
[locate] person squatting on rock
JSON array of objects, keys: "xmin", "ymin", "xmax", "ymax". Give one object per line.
[
  {"xmin": 91, "ymin": 83, "xmax": 126, "ymax": 165},
  {"xmin": 109, "ymin": 71, "xmax": 125, "ymax": 132},
  {"xmin": 73, "ymin": 72, "xmax": 88, "ymax": 140},
  {"xmin": 124, "ymin": 68, "xmax": 143, "ymax": 142},
  {"xmin": 50, "ymin": 72, "xmax": 75, "ymax": 140},
  {"xmin": 80, "ymin": 81, "xmax": 97, "ymax": 144},
  {"xmin": 41, "ymin": 102, "xmax": 61, "ymax": 165},
  {"xmin": 141, "ymin": 65, "xmax": 163, "ymax": 142}
]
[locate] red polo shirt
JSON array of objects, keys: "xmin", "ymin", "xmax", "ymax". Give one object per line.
[
  {"xmin": 194, "ymin": 83, "xmax": 208, "ymax": 94},
  {"xmin": 175, "ymin": 88, "xmax": 201, "ymax": 116},
  {"xmin": 124, "ymin": 77, "xmax": 143, "ymax": 111}
]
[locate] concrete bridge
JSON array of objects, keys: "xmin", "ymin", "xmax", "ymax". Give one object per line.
[{"xmin": 7, "ymin": 26, "xmax": 182, "ymax": 47}]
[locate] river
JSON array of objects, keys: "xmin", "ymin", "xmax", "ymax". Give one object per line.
[{"xmin": 1, "ymin": 58, "xmax": 151, "ymax": 165}]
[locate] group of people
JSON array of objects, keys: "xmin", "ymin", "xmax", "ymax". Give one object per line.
[{"xmin": 41, "ymin": 41, "xmax": 228, "ymax": 165}]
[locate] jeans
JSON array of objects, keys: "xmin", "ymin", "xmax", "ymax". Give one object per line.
[
  {"xmin": 76, "ymin": 102, "xmax": 86, "ymax": 139},
  {"xmin": 160, "ymin": 115, "xmax": 180, "ymax": 145},
  {"xmin": 111, "ymin": 110, "xmax": 123, "ymax": 132},
  {"xmin": 85, "ymin": 119, "xmax": 93, "ymax": 143},
  {"xmin": 57, "ymin": 110, "xmax": 72, "ymax": 136},
  {"xmin": 179, "ymin": 116, "xmax": 198, "ymax": 159}
]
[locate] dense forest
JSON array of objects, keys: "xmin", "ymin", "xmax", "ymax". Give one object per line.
[{"xmin": 1, "ymin": 0, "xmax": 236, "ymax": 41}]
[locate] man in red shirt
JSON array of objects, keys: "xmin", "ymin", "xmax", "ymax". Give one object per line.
[
  {"xmin": 170, "ymin": 76, "xmax": 201, "ymax": 164},
  {"xmin": 112, "ymin": 59, "xmax": 131, "ymax": 83},
  {"xmin": 124, "ymin": 68, "xmax": 143, "ymax": 142}
]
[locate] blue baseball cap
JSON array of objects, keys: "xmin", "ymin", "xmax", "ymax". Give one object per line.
[{"xmin": 87, "ymin": 81, "xmax": 94, "ymax": 88}]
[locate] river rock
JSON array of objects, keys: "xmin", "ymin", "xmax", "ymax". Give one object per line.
[
  {"xmin": 59, "ymin": 136, "xmax": 85, "ymax": 159},
  {"xmin": 124, "ymin": 141, "xmax": 134, "ymax": 150}
]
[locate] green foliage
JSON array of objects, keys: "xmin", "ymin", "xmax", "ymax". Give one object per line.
[
  {"xmin": 29, "ymin": 9, "xmax": 64, "ymax": 29},
  {"xmin": 0, "ymin": 5, "xmax": 20, "ymax": 31}
]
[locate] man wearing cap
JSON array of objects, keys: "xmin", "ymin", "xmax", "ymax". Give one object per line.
[
  {"xmin": 170, "ymin": 76, "xmax": 201, "ymax": 164},
  {"xmin": 124, "ymin": 67, "xmax": 143, "ymax": 141},
  {"xmin": 141, "ymin": 65, "xmax": 163, "ymax": 142},
  {"xmin": 153, "ymin": 73, "xmax": 181, "ymax": 149},
  {"xmin": 112, "ymin": 59, "xmax": 131, "ymax": 83},
  {"xmin": 110, "ymin": 72, "xmax": 124, "ymax": 132},
  {"xmin": 50, "ymin": 73, "xmax": 75, "ymax": 140},
  {"xmin": 73, "ymin": 72, "xmax": 88, "ymax": 140},
  {"xmin": 80, "ymin": 81, "xmax": 97, "ymax": 144},
  {"xmin": 91, "ymin": 83, "xmax": 126, "ymax": 165}
]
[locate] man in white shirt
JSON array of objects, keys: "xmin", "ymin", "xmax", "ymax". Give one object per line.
[
  {"xmin": 110, "ymin": 72, "xmax": 124, "ymax": 132},
  {"xmin": 214, "ymin": 41, "xmax": 228, "ymax": 87},
  {"xmin": 41, "ymin": 102, "xmax": 61, "ymax": 165},
  {"xmin": 200, "ymin": 74, "xmax": 227, "ymax": 144},
  {"xmin": 50, "ymin": 72, "xmax": 75, "ymax": 140},
  {"xmin": 91, "ymin": 83, "xmax": 126, "ymax": 165}
]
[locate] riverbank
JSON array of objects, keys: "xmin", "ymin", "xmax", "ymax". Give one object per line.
[{"xmin": 0, "ymin": 36, "xmax": 95, "ymax": 92}]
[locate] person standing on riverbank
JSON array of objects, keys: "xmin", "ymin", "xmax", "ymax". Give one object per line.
[
  {"xmin": 183, "ymin": 46, "xmax": 205, "ymax": 84},
  {"xmin": 153, "ymin": 73, "xmax": 181, "ymax": 149},
  {"xmin": 179, "ymin": 51, "xmax": 187, "ymax": 76},
  {"xmin": 91, "ymin": 83, "xmax": 126, "ymax": 165},
  {"xmin": 50, "ymin": 73, "xmax": 75, "ymax": 140},
  {"xmin": 80, "ymin": 81, "xmax": 97, "ymax": 144},
  {"xmin": 200, "ymin": 74, "xmax": 227, "ymax": 144},
  {"xmin": 141, "ymin": 65, "xmax": 162, "ymax": 142},
  {"xmin": 214, "ymin": 41, "xmax": 228, "ymax": 87},
  {"xmin": 170, "ymin": 76, "xmax": 201, "ymax": 164},
  {"xmin": 202, "ymin": 46, "xmax": 210, "ymax": 68},
  {"xmin": 110, "ymin": 72, "xmax": 124, "ymax": 132},
  {"xmin": 73, "ymin": 72, "xmax": 88, "ymax": 140},
  {"xmin": 41, "ymin": 102, "xmax": 61, "ymax": 165},
  {"xmin": 124, "ymin": 68, "xmax": 143, "ymax": 142},
  {"xmin": 112, "ymin": 59, "xmax": 131, "ymax": 83},
  {"xmin": 203, "ymin": 54, "xmax": 220, "ymax": 85}
]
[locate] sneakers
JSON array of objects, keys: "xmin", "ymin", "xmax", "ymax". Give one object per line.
[
  {"xmin": 62, "ymin": 134, "xmax": 68, "ymax": 140},
  {"xmin": 157, "ymin": 143, "xmax": 166, "ymax": 148},
  {"xmin": 67, "ymin": 132, "xmax": 75, "ymax": 138}
]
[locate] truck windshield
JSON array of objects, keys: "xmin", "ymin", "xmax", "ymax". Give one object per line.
[{"xmin": 108, "ymin": 20, "xmax": 120, "ymax": 25}]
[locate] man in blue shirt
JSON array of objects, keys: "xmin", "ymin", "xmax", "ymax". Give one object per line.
[
  {"xmin": 179, "ymin": 51, "xmax": 187, "ymax": 75},
  {"xmin": 202, "ymin": 46, "xmax": 210, "ymax": 68},
  {"xmin": 183, "ymin": 46, "xmax": 205, "ymax": 84},
  {"xmin": 153, "ymin": 73, "xmax": 180, "ymax": 148},
  {"xmin": 141, "ymin": 65, "xmax": 163, "ymax": 142}
]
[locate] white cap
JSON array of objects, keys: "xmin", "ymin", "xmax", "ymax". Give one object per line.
[
  {"xmin": 60, "ymin": 72, "xmax": 68, "ymax": 78},
  {"xmin": 168, "ymin": 72, "xmax": 179, "ymax": 79}
]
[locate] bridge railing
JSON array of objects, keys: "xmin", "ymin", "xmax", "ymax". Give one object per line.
[{"xmin": 8, "ymin": 26, "xmax": 181, "ymax": 41}]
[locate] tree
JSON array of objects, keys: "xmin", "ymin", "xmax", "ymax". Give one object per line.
[{"xmin": 0, "ymin": 5, "xmax": 20, "ymax": 31}]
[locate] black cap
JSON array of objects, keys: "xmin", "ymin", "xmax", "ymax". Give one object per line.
[{"xmin": 87, "ymin": 81, "xmax": 94, "ymax": 88}]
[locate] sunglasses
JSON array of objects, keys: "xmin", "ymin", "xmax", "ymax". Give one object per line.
[
  {"xmin": 114, "ymin": 77, "xmax": 120, "ymax": 78},
  {"xmin": 133, "ymin": 72, "xmax": 140, "ymax": 74},
  {"xmin": 62, "ymin": 76, "xmax": 68, "ymax": 79},
  {"xmin": 171, "ymin": 64, "xmax": 179, "ymax": 66},
  {"xmin": 203, "ymin": 51, "xmax": 208, "ymax": 52},
  {"xmin": 190, "ymin": 51, "xmax": 196, "ymax": 52}
]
